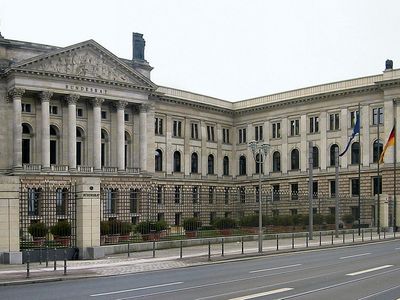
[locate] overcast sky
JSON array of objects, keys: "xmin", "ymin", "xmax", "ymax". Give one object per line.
[{"xmin": 1, "ymin": 0, "xmax": 400, "ymax": 101}]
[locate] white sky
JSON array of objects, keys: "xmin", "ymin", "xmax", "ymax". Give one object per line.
[{"xmin": 1, "ymin": 0, "xmax": 400, "ymax": 101}]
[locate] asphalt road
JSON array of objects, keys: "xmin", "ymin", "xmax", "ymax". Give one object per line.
[{"xmin": 1, "ymin": 239, "xmax": 400, "ymax": 300}]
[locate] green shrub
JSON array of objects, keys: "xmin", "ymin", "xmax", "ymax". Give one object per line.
[
  {"xmin": 135, "ymin": 220, "xmax": 168, "ymax": 234},
  {"xmin": 280, "ymin": 215, "xmax": 294, "ymax": 226},
  {"xmin": 183, "ymin": 218, "xmax": 202, "ymax": 231},
  {"xmin": 292, "ymin": 214, "xmax": 303, "ymax": 226},
  {"xmin": 120, "ymin": 222, "xmax": 133, "ymax": 235},
  {"xmin": 325, "ymin": 214, "xmax": 336, "ymax": 224},
  {"xmin": 214, "ymin": 217, "xmax": 237, "ymax": 229},
  {"xmin": 50, "ymin": 220, "xmax": 71, "ymax": 236},
  {"xmin": 28, "ymin": 222, "xmax": 48, "ymax": 238},
  {"xmin": 314, "ymin": 214, "xmax": 325, "ymax": 225},
  {"xmin": 240, "ymin": 215, "xmax": 269, "ymax": 227}
]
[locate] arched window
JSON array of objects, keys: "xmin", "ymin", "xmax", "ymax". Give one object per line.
[
  {"xmin": 173, "ymin": 151, "xmax": 181, "ymax": 172},
  {"xmin": 208, "ymin": 154, "xmax": 214, "ymax": 175},
  {"xmin": 312, "ymin": 146, "xmax": 319, "ymax": 168},
  {"xmin": 22, "ymin": 123, "xmax": 32, "ymax": 164},
  {"xmin": 255, "ymin": 153, "xmax": 263, "ymax": 174},
  {"xmin": 351, "ymin": 142, "xmax": 360, "ymax": 164},
  {"xmin": 76, "ymin": 127, "xmax": 85, "ymax": 166},
  {"xmin": 273, "ymin": 151, "xmax": 281, "ymax": 172},
  {"xmin": 223, "ymin": 156, "xmax": 229, "ymax": 176},
  {"xmin": 155, "ymin": 149, "xmax": 162, "ymax": 171},
  {"xmin": 124, "ymin": 131, "xmax": 131, "ymax": 168},
  {"xmin": 291, "ymin": 149, "xmax": 299, "ymax": 170},
  {"xmin": 239, "ymin": 155, "xmax": 246, "ymax": 176},
  {"xmin": 373, "ymin": 140, "xmax": 383, "ymax": 163},
  {"xmin": 191, "ymin": 152, "xmax": 198, "ymax": 173},
  {"xmin": 330, "ymin": 144, "xmax": 339, "ymax": 166},
  {"xmin": 101, "ymin": 129, "xmax": 109, "ymax": 167},
  {"xmin": 50, "ymin": 125, "xmax": 59, "ymax": 165}
]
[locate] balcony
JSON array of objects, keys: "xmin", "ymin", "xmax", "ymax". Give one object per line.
[
  {"xmin": 51, "ymin": 165, "xmax": 69, "ymax": 172},
  {"xmin": 77, "ymin": 165, "xmax": 93, "ymax": 173},
  {"xmin": 23, "ymin": 164, "xmax": 42, "ymax": 172}
]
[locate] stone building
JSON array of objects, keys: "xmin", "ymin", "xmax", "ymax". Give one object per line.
[{"xmin": 0, "ymin": 32, "xmax": 399, "ymax": 262}]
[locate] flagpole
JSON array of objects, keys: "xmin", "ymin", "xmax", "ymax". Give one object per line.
[
  {"xmin": 394, "ymin": 102, "xmax": 397, "ymax": 231},
  {"xmin": 358, "ymin": 103, "xmax": 361, "ymax": 236},
  {"xmin": 377, "ymin": 115, "xmax": 380, "ymax": 234}
]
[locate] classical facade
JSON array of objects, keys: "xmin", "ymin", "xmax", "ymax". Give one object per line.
[{"xmin": 0, "ymin": 32, "xmax": 399, "ymax": 261}]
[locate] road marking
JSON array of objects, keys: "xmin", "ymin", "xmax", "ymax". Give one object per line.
[
  {"xmin": 357, "ymin": 285, "xmax": 400, "ymax": 299},
  {"xmin": 339, "ymin": 253, "xmax": 371, "ymax": 259},
  {"xmin": 395, "ymin": 247, "xmax": 400, "ymax": 250},
  {"xmin": 346, "ymin": 265, "xmax": 393, "ymax": 276},
  {"xmin": 250, "ymin": 264, "xmax": 301, "ymax": 273},
  {"xmin": 227, "ymin": 288, "xmax": 293, "ymax": 300},
  {"xmin": 90, "ymin": 282, "xmax": 183, "ymax": 297}
]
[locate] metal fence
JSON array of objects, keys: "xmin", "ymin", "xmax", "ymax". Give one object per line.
[
  {"xmin": 19, "ymin": 181, "xmax": 76, "ymax": 251},
  {"xmin": 99, "ymin": 184, "xmax": 377, "ymax": 245}
]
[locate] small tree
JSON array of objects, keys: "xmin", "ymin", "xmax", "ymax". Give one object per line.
[
  {"xmin": 183, "ymin": 218, "xmax": 202, "ymax": 231},
  {"xmin": 28, "ymin": 222, "xmax": 48, "ymax": 238},
  {"xmin": 100, "ymin": 221, "xmax": 110, "ymax": 236},
  {"xmin": 214, "ymin": 217, "xmax": 237, "ymax": 229},
  {"xmin": 342, "ymin": 214, "xmax": 355, "ymax": 224},
  {"xmin": 50, "ymin": 220, "xmax": 71, "ymax": 237}
]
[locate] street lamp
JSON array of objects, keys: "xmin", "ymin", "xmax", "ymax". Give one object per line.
[{"xmin": 248, "ymin": 140, "xmax": 270, "ymax": 253}]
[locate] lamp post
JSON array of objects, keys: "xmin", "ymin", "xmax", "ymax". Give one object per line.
[{"xmin": 249, "ymin": 140, "xmax": 270, "ymax": 253}]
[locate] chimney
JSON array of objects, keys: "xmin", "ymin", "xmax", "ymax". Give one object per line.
[{"xmin": 131, "ymin": 32, "xmax": 153, "ymax": 79}]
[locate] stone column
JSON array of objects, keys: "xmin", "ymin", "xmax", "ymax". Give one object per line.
[
  {"xmin": 92, "ymin": 98, "xmax": 104, "ymax": 171},
  {"xmin": 66, "ymin": 94, "xmax": 79, "ymax": 171},
  {"xmin": 116, "ymin": 101, "xmax": 127, "ymax": 171},
  {"xmin": 40, "ymin": 91, "xmax": 52, "ymax": 170},
  {"xmin": 9, "ymin": 88, "xmax": 25, "ymax": 169},
  {"xmin": 139, "ymin": 104, "xmax": 148, "ymax": 172},
  {"xmin": 75, "ymin": 177, "xmax": 103, "ymax": 259}
]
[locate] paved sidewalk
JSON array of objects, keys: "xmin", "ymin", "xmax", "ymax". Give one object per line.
[{"xmin": 0, "ymin": 230, "xmax": 396, "ymax": 286}]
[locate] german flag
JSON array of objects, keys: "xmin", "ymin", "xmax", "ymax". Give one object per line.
[{"xmin": 379, "ymin": 125, "xmax": 395, "ymax": 163}]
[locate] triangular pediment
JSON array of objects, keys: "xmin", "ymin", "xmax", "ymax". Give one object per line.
[{"xmin": 10, "ymin": 40, "xmax": 156, "ymax": 90}]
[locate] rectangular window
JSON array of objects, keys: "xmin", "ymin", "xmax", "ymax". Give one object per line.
[
  {"xmin": 124, "ymin": 113, "xmax": 129, "ymax": 122},
  {"xmin": 155, "ymin": 117, "xmax": 164, "ymax": 135},
  {"xmin": 193, "ymin": 211, "xmax": 200, "ymax": 219},
  {"xmin": 372, "ymin": 107, "xmax": 384, "ymax": 125},
  {"xmin": 255, "ymin": 186, "xmax": 260, "ymax": 202},
  {"xmin": 21, "ymin": 103, "xmax": 32, "ymax": 113},
  {"xmin": 207, "ymin": 125, "xmax": 215, "ymax": 141},
  {"xmin": 373, "ymin": 176, "xmax": 382, "ymax": 195},
  {"xmin": 351, "ymin": 206, "xmax": 359, "ymax": 221},
  {"xmin": 28, "ymin": 188, "xmax": 40, "ymax": 216},
  {"xmin": 210, "ymin": 212, "xmax": 217, "ymax": 224},
  {"xmin": 313, "ymin": 181, "xmax": 318, "ymax": 199},
  {"xmin": 330, "ymin": 180, "xmax": 336, "ymax": 198},
  {"xmin": 290, "ymin": 209, "xmax": 298, "ymax": 215},
  {"xmin": 222, "ymin": 128, "xmax": 230, "ymax": 143},
  {"xmin": 174, "ymin": 186, "xmax": 181, "ymax": 204},
  {"xmin": 173, "ymin": 120, "xmax": 182, "ymax": 137},
  {"xmin": 272, "ymin": 209, "xmax": 279, "ymax": 216},
  {"xmin": 291, "ymin": 183, "xmax": 298, "ymax": 200},
  {"xmin": 224, "ymin": 187, "xmax": 229, "ymax": 204},
  {"xmin": 351, "ymin": 178, "xmax": 360, "ymax": 196},
  {"xmin": 329, "ymin": 207, "xmax": 336, "ymax": 215},
  {"xmin": 174, "ymin": 213, "xmax": 181, "ymax": 226},
  {"xmin": 101, "ymin": 111, "xmax": 107, "ymax": 119},
  {"xmin": 76, "ymin": 108, "xmax": 83, "ymax": 117},
  {"xmin": 157, "ymin": 213, "xmax": 164, "ymax": 221},
  {"xmin": 255, "ymin": 125, "xmax": 263, "ymax": 141},
  {"xmin": 50, "ymin": 105, "xmax": 58, "ymax": 115},
  {"xmin": 157, "ymin": 185, "xmax": 163, "ymax": 204},
  {"xmin": 290, "ymin": 119, "xmax": 300, "ymax": 136},
  {"xmin": 272, "ymin": 184, "xmax": 280, "ymax": 201},
  {"xmin": 208, "ymin": 186, "xmax": 215, "ymax": 204},
  {"xmin": 329, "ymin": 113, "xmax": 340, "ymax": 130},
  {"xmin": 309, "ymin": 116, "xmax": 319, "ymax": 133},
  {"xmin": 238, "ymin": 128, "xmax": 247, "ymax": 144},
  {"xmin": 192, "ymin": 186, "xmax": 199, "ymax": 203},
  {"xmin": 350, "ymin": 110, "xmax": 359, "ymax": 127},
  {"xmin": 272, "ymin": 122, "xmax": 281, "ymax": 139},
  {"xmin": 191, "ymin": 123, "xmax": 199, "ymax": 139},
  {"xmin": 105, "ymin": 188, "xmax": 117, "ymax": 214},
  {"xmin": 56, "ymin": 188, "xmax": 68, "ymax": 215},
  {"xmin": 130, "ymin": 189, "xmax": 139, "ymax": 213},
  {"xmin": 239, "ymin": 187, "xmax": 246, "ymax": 203}
]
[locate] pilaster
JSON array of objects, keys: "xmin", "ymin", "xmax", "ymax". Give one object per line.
[
  {"xmin": 66, "ymin": 94, "xmax": 80, "ymax": 170},
  {"xmin": 92, "ymin": 97, "xmax": 104, "ymax": 171},
  {"xmin": 40, "ymin": 91, "xmax": 53, "ymax": 169},
  {"xmin": 9, "ymin": 88, "xmax": 25, "ymax": 169}
]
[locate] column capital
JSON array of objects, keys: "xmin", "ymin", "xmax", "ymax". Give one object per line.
[
  {"xmin": 139, "ymin": 103, "xmax": 153, "ymax": 113},
  {"xmin": 65, "ymin": 93, "xmax": 80, "ymax": 105},
  {"xmin": 8, "ymin": 88, "xmax": 25, "ymax": 99},
  {"xmin": 92, "ymin": 97, "xmax": 105, "ymax": 107},
  {"xmin": 115, "ymin": 100, "xmax": 128, "ymax": 110},
  {"xmin": 40, "ymin": 90, "xmax": 53, "ymax": 102}
]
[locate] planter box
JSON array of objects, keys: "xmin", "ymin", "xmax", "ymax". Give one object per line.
[
  {"xmin": 219, "ymin": 229, "xmax": 233, "ymax": 236},
  {"xmin": 185, "ymin": 231, "xmax": 197, "ymax": 238}
]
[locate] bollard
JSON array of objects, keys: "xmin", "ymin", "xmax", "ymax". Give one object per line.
[
  {"xmin": 352, "ymin": 230, "xmax": 355, "ymax": 243},
  {"xmin": 39, "ymin": 247, "xmax": 42, "ymax": 265},
  {"xmin": 331, "ymin": 231, "xmax": 334, "ymax": 245},
  {"xmin": 221, "ymin": 238, "xmax": 224, "ymax": 257},
  {"xmin": 26, "ymin": 251, "xmax": 30, "ymax": 278},
  {"xmin": 379, "ymin": 231, "xmax": 381, "ymax": 240},
  {"xmin": 370, "ymin": 228, "xmax": 372, "ymax": 241},
  {"xmin": 319, "ymin": 232, "xmax": 322, "ymax": 246},
  {"xmin": 276, "ymin": 234, "xmax": 279, "ymax": 251},
  {"xmin": 208, "ymin": 241, "xmax": 211, "ymax": 261},
  {"xmin": 152, "ymin": 241, "xmax": 156, "ymax": 258},
  {"xmin": 46, "ymin": 245, "xmax": 49, "ymax": 268},
  {"xmin": 180, "ymin": 240, "xmax": 183, "ymax": 259},
  {"xmin": 241, "ymin": 237, "xmax": 244, "ymax": 254},
  {"xmin": 63, "ymin": 249, "xmax": 67, "ymax": 276},
  {"xmin": 362, "ymin": 229, "xmax": 364, "ymax": 242},
  {"xmin": 395, "ymin": 230, "xmax": 396, "ymax": 239},
  {"xmin": 127, "ymin": 242, "xmax": 130, "ymax": 258},
  {"xmin": 384, "ymin": 229, "xmax": 386, "ymax": 239},
  {"xmin": 292, "ymin": 233, "xmax": 295, "ymax": 249},
  {"xmin": 306, "ymin": 233, "xmax": 309, "ymax": 248},
  {"xmin": 54, "ymin": 248, "xmax": 57, "ymax": 271},
  {"xmin": 343, "ymin": 231, "xmax": 345, "ymax": 244}
]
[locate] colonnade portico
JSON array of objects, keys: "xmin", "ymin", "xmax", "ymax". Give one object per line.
[{"xmin": 8, "ymin": 87, "xmax": 153, "ymax": 174}]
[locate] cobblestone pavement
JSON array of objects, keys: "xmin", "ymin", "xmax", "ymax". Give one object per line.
[{"xmin": 0, "ymin": 230, "xmax": 396, "ymax": 285}]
